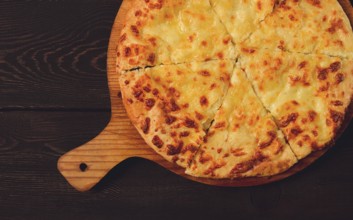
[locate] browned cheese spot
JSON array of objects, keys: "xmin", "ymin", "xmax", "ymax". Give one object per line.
[
  {"xmin": 147, "ymin": 0, "xmax": 163, "ymax": 10},
  {"xmin": 330, "ymin": 62, "xmax": 341, "ymax": 72},
  {"xmin": 135, "ymin": 10, "xmax": 142, "ymax": 17},
  {"xmin": 145, "ymin": 98, "xmax": 156, "ymax": 109},
  {"xmin": 327, "ymin": 18, "xmax": 347, "ymax": 34},
  {"xmin": 152, "ymin": 135, "xmax": 164, "ymax": 148},
  {"xmin": 182, "ymin": 103, "xmax": 189, "ymax": 109},
  {"xmin": 195, "ymin": 112, "xmax": 204, "ymax": 120},
  {"xmin": 275, "ymin": 145, "xmax": 284, "ymax": 155},
  {"xmin": 142, "ymin": 117, "xmax": 151, "ymax": 134},
  {"xmin": 203, "ymin": 162, "xmax": 226, "ymax": 176},
  {"xmin": 143, "ymin": 86, "xmax": 151, "ymax": 93},
  {"xmin": 199, "ymin": 151, "xmax": 212, "ymax": 164},
  {"xmin": 184, "ymin": 118, "xmax": 198, "ymax": 129},
  {"xmin": 231, "ymin": 148, "xmax": 246, "ymax": 157},
  {"xmin": 241, "ymin": 48, "xmax": 256, "ymax": 54},
  {"xmin": 278, "ymin": 40, "xmax": 285, "ymax": 50},
  {"xmin": 217, "ymin": 52, "xmax": 224, "ymax": 59},
  {"xmin": 200, "ymin": 96, "xmax": 209, "ymax": 106},
  {"xmin": 148, "ymin": 37, "xmax": 157, "ymax": 47},
  {"xmin": 152, "ymin": 88, "xmax": 159, "ymax": 96},
  {"xmin": 323, "ymin": 15, "xmax": 327, "ymax": 22},
  {"xmin": 298, "ymin": 61, "xmax": 307, "ymax": 69},
  {"xmin": 318, "ymin": 68, "xmax": 329, "ymax": 80},
  {"xmin": 165, "ymin": 115, "xmax": 177, "ymax": 125},
  {"xmin": 279, "ymin": 113, "xmax": 299, "ymax": 127},
  {"xmin": 182, "ymin": 144, "xmax": 198, "ymax": 154},
  {"xmin": 288, "ymin": 14, "xmax": 296, "ymax": 22},
  {"xmin": 214, "ymin": 122, "xmax": 226, "ymax": 129},
  {"xmin": 292, "ymin": 100, "xmax": 299, "ymax": 105},
  {"xmin": 179, "ymin": 131, "xmax": 190, "ymax": 137},
  {"xmin": 331, "ymin": 100, "xmax": 344, "ymax": 106},
  {"xmin": 290, "ymin": 127, "xmax": 303, "ymax": 136},
  {"xmin": 133, "ymin": 90, "xmax": 143, "ymax": 99},
  {"xmin": 172, "ymin": 156, "xmax": 179, "ymax": 163},
  {"xmin": 199, "ymin": 70, "xmax": 211, "ymax": 77},
  {"xmin": 257, "ymin": 1, "xmax": 262, "ymax": 10},
  {"xmin": 259, "ymin": 131, "xmax": 277, "ymax": 149},
  {"xmin": 119, "ymin": 33, "xmax": 127, "ymax": 43},
  {"xmin": 124, "ymin": 47, "xmax": 132, "ymax": 57},
  {"xmin": 223, "ymin": 36, "xmax": 231, "ymax": 45},
  {"xmin": 230, "ymin": 152, "xmax": 267, "ymax": 175},
  {"xmin": 330, "ymin": 110, "xmax": 344, "ymax": 124},
  {"xmin": 336, "ymin": 73, "xmax": 345, "ymax": 84},
  {"xmin": 170, "ymin": 99, "xmax": 180, "ymax": 111},
  {"xmin": 166, "ymin": 143, "xmax": 182, "ymax": 156},
  {"xmin": 130, "ymin": 25, "xmax": 139, "ymax": 36},
  {"xmin": 147, "ymin": 53, "xmax": 156, "ymax": 64},
  {"xmin": 210, "ymin": 83, "xmax": 217, "ymax": 90},
  {"xmin": 308, "ymin": 110, "xmax": 317, "ymax": 122},
  {"xmin": 307, "ymin": 0, "xmax": 321, "ymax": 8},
  {"xmin": 312, "ymin": 130, "xmax": 319, "ymax": 137}
]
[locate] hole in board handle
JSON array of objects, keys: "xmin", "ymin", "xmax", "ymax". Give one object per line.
[{"xmin": 79, "ymin": 163, "xmax": 88, "ymax": 172}]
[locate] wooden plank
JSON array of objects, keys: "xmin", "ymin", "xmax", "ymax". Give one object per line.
[
  {"xmin": 1, "ymin": 111, "xmax": 353, "ymax": 219},
  {"xmin": 0, "ymin": 0, "xmax": 122, "ymax": 110}
]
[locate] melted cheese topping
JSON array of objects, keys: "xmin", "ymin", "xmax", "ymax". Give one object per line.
[
  {"xmin": 186, "ymin": 67, "xmax": 297, "ymax": 178},
  {"xmin": 240, "ymin": 49, "xmax": 353, "ymax": 159},
  {"xmin": 210, "ymin": 0, "xmax": 275, "ymax": 43},
  {"xmin": 241, "ymin": 0, "xmax": 353, "ymax": 57},
  {"xmin": 117, "ymin": 0, "xmax": 235, "ymax": 71},
  {"xmin": 119, "ymin": 60, "xmax": 234, "ymax": 167},
  {"xmin": 118, "ymin": 0, "xmax": 353, "ymax": 178}
]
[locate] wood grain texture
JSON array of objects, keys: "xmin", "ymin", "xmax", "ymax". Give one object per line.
[
  {"xmin": 0, "ymin": 1, "xmax": 119, "ymax": 110},
  {"xmin": 1, "ymin": 1, "xmax": 353, "ymax": 219},
  {"xmin": 58, "ymin": 0, "xmax": 353, "ymax": 192}
]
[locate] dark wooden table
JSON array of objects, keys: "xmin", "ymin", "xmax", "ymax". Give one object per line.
[{"xmin": 1, "ymin": 1, "xmax": 353, "ymax": 219}]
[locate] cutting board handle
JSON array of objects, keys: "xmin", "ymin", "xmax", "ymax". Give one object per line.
[{"xmin": 57, "ymin": 124, "xmax": 133, "ymax": 192}]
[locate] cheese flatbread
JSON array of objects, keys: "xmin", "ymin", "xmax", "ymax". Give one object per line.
[
  {"xmin": 239, "ymin": 48, "xmax": 353, "ymax": 159},
  {"xmin": 186, "ymin": 67, "xmax": 297, "ymax": 178},
  {"xmin": 119, "ymin": 60, "xmax": 234, "ymax": 167},
  {"xmin": 117, "ymin": 0, "xmax": 235, "ymax": 71},
  {"xmin": 118, "ymin": 0, "xmax": 353, "ymax": 179},
  {"xmin": 241, "ymin": 0, "xmax": 353, "ymax": 57}
]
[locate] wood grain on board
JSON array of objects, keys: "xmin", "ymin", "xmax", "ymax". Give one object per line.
[{"xmin": 57, "ymin": 0, "xmax": 353, "ymax": 192}]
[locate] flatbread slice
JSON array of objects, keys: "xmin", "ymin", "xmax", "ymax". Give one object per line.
[
  {"xmin": 119, "ymin": 60, "xmax": 234, "ymax": 167},
  {"xmin": 117, "ymin": 0, "xmax": 235, "ymax": 71},
  {"xmin": 210, "ymin": 0, "xmax": 276, "ymax": 43},
  {"xmin": 241, "ymin": 0, "xmax": 353, "ymax": 57},
  {"xmin": 186, "ymin": 67, "xmax": 297, "ymax": 178},
  {"xmin": 239, "ymin": 48, "xmax": 353, "ymax": 159}
]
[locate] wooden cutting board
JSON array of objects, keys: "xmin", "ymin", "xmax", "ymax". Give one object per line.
[{"xmin": 58, "ymin": 0, "xmax": 353, "ymax": 192}]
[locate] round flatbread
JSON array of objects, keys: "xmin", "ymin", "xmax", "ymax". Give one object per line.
[{"xmin": 118, "ymin": 0, "xmax": 353, "ymax": 179}]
